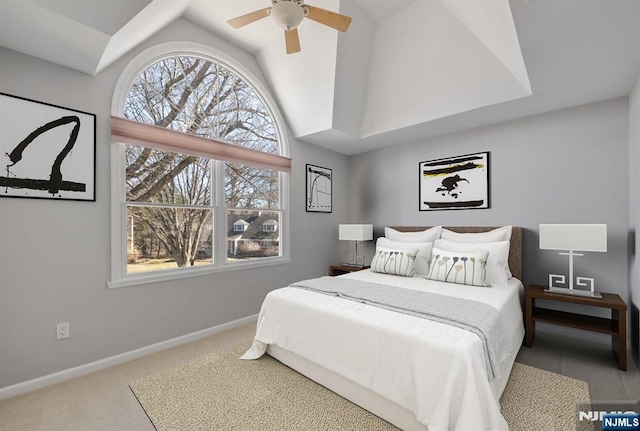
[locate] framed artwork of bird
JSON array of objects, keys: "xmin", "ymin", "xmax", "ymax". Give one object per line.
[{"xmin": 419, "ymin": 152, "xmax": 489, "ymax": 211}]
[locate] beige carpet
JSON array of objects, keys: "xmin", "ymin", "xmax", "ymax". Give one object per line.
[
  {"xmin": 500, "ymin": 362, "xmax": 594, "ymax": 431},
  {"xmin": 130, "ymin": 339, "xmax": 593, "ymax": 431}
]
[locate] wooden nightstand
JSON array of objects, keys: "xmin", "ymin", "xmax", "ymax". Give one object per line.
[
  {"xmin": 525, "ymin": 284, "xmax": 627, "ymax": 371},
  {"xmin": 329, "ymin": 264, "xmax": 370, "ymax": 276}
]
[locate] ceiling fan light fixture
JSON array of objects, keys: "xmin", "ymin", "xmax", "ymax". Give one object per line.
[{"xmin": 270, "ymin": 1, "xmax": 305, "ymax": 31}]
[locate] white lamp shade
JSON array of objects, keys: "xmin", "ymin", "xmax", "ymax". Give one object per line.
[
  {"xmin": 270, "ymin": 1, "xmax": 305, "ymax": 31},
  {"xmin": 339, "ymin": 224, "xmax": 373, "ymax": 241},
  {"xmin": 539, "ymin": 224, "xmax": 607, "ymax": 252}
]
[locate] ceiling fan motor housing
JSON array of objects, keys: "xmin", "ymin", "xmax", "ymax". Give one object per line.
[{"xmin": 270, "ymin": 0, "xmax": 306, "ymax": 31}]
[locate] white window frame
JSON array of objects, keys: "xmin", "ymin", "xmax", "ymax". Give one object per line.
[
  {"xmin": 108, "ymin": 42, "xmax": 291, "ymax": 289},
  {"xmin": 234, "ymin": 221, "xmax": 248, "ymax": 232}
]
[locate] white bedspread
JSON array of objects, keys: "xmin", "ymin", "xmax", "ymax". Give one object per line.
[{"xmin": 242, "ymin": 270, "xmax": 524, "ymax": 431}]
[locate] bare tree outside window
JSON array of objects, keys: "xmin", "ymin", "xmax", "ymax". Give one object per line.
[{"xmin": 123, "ymin": 55, "xmax": 281, "ymax": 274}]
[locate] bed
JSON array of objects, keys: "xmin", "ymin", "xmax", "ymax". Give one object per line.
[{"xmin": 242, "ymin": 226, "xmax": 525, "ymax": 431}]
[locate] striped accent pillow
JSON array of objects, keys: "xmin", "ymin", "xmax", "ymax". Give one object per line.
[
  {"xmin": 427, "ymin": 247, "xmax": 490, "ymax": 287},
  {"xmin": 371, "ymin": 246, "xmax": 418, "ymax": 277}
]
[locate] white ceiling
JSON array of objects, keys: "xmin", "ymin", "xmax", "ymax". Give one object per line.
[{"xmin": 1, "ymin": 0, "xmax": 639, "ymax": 155}]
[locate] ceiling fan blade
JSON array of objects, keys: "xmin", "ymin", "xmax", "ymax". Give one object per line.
[
  {"xmin": 285, "ymin": 28, "xmax": 301, "ymax": 54},
  {"xmin": 304, "ymin": 5, "xmax": 352, "ymax": 32},
  {"xmin": 227, "ymin": 7, "xmax": 271, "ymax": 29}
]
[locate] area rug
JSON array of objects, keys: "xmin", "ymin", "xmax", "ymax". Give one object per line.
[
  {"xmin": 500, "ymin": 362, "xmax": 594, "ymax": 431},
  {"xmin": 130, "ymin": 339, "xmax": 593, "ymax": 431}
]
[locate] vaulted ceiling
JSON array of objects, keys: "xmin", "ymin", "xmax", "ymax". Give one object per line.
[{"xmin": 1, "ymin": 0, "xmax": 639, "ymax": 154}]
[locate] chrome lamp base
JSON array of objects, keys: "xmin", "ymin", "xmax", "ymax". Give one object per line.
[
  {"xmin": 547, "ymin": 267, "xmax": 602, "ymax": 299},
  {"xmin": 544, "ymin": 286, "xmax": 602, "ymax": 299}
]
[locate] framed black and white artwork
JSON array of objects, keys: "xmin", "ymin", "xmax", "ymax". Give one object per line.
[
  {"xmin": 306, "ymin": 164, "xmax": 332, "ymax": 213},
  {"xmin": 0, "ymin": 92, "xmax": 96, "ymax": 201},
  {"xmin": 419, "ymin": 152, "xmax": 489, "ymax": 211}
]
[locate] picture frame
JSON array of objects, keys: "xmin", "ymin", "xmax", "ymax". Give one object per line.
[
  {"xmin": 419, "ymin": 152, "xmax": 489, "ymax": 211},
  {"xmin": 0, "ymin": 92, "xmax": 96, "ymax": 201},
  {"xmin": 306, "ymin": 164, "xmax": 332, "ymax": 213}
]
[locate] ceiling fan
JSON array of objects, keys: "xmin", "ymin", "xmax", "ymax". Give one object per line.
[{"xmin": 227, "ymin": 0, "xmax": 352, "ymax": 54}]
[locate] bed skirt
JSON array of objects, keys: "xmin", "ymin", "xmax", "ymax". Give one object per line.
[{"xmin": 267, "ymin": 333, "xmax": 521, "ymax": 431}]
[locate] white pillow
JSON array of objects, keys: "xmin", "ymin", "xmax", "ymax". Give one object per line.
[
  {"xmin": 427, "ymin": 247, "xmax": 490, "ymax": 287},
  {"xmin": 434, "ymin": 239, "xmax": 511, "ymax": 285},
  {"xmin": 440, "ymin": 226, "xmax": 512, "ymax": 243},
  {"xmin": 385, "ymin": 226, "xmax": 442, "ymax": 243},
  {"xmin": 371, "ymin": 246, "xmax": 417, "ymax": 277},
  {"xmin": 377, "ymin": 237, "xmax": 433, "ymax": 276}
]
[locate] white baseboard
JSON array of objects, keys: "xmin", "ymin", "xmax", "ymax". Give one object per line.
[{"xmin": 0, "ymin": 314, "xmax": 258, "ymax": 401}]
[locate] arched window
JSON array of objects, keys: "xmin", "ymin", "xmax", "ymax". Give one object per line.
[{"xmin": 109, "ymin": 43, "xmax": 290, "ymax": 287}]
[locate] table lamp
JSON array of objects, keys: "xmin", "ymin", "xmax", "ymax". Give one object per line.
[
  {"xmin": 539, "ymin": 224, "xmax": 607, "ymax": 298},
  {"xmin": 339, "ymin": 224, "xmax": 373, "ymax": 267}
]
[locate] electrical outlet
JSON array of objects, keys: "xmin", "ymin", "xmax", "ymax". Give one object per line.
[{"xmin": 56, "ymin": 322, "xmax": 69, "ymax": 340}]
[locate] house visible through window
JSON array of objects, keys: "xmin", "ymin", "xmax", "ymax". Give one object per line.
[{"xmin": 111, "ymin": 47, "xmax": 290, "ymax": 283}]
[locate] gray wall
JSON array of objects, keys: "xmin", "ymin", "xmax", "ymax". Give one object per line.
[
  {"xmin": 0, "ymin": 19, "xmax": 348, "ymax": 389},
  {"xmin": 629, "ymin": 77, "xmax": 640, "ymax": 366},
  {"xmin": 348, "ymin": 98, "xmax": 630, "ymax": 343}
]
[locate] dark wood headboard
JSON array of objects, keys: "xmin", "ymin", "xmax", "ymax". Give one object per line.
[{"xmin": 390, "ymin": 226, "xmax": 523, "ymax": 281}]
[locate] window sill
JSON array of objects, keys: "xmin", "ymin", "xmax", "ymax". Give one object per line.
[{"xmin": 107, "ymin": 257, "xmax": 292, "ymax": 289}]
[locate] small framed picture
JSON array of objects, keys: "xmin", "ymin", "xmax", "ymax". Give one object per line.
[
  {"xmin": 419, "ymin": 152, "xmax": 489, "ymax": 211},
  {"xmin": 306, "ymin": 164, "xmax": 332, "ymax": 213},
  {"xmin": 0, "ymin": 92, "xmax": 96, "ymax": 201}
]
